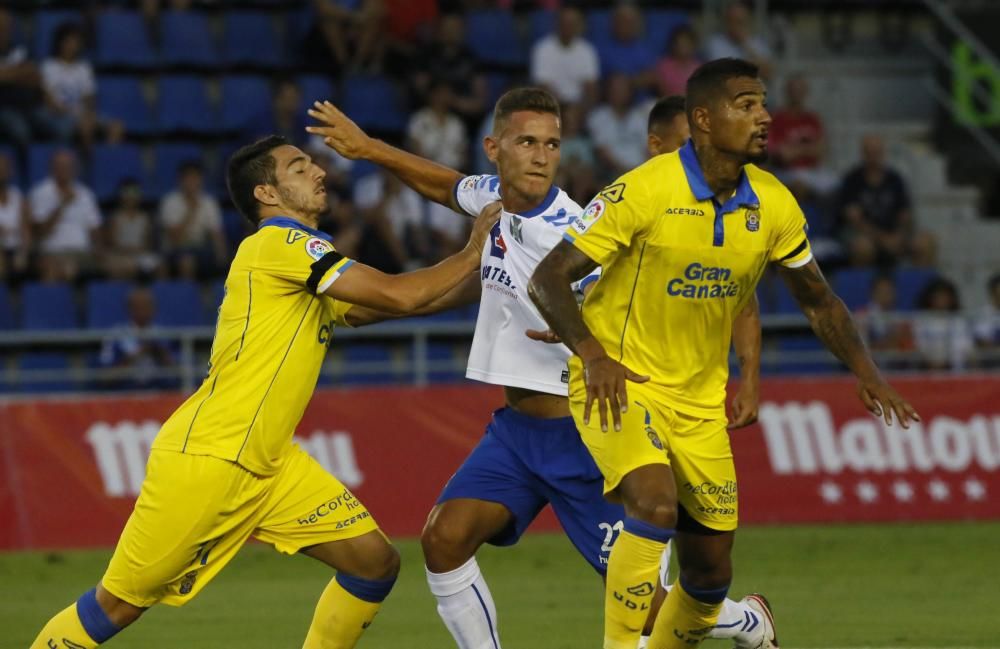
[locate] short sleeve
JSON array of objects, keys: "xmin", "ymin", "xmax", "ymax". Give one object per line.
[
  {"xmin": 253, "ymin": 230, "xmax": 355, "ymax": 295},
  {"xmin": 453, "ymin": 174, "xmax": 501, "ymax": 217},
  {"xmin": 81, "ymin": 190, "xmax": 101, "ymax": 229},
  {"xmin": 563, "ymin": 174, "xmax": 651, "ymax": 267},
  {"xmin": 769, "ymin": 198, "xmax": 813, "ymax": 268}
]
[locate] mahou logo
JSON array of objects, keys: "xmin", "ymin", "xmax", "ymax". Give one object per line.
[{"xmin": 85, "ymin": 421, "xmax": 364, "ymax": 498}]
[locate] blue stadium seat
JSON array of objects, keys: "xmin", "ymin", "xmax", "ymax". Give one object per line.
[
  {"xmin": 0, "ymin": 145, "xmax": 21, "ymax": 190},
  {"xmin": 32, "ymin": 10, "xmax": 80, "ymax": 58},
  {"xmin": 529, "ymin": 9, "xmax": 555, "ymax": 44},
  {"xmin": 0, "ymin": 285, "xmax": 14, "ymax": 331},
  {"xmin": 771, "ymin": 275, "xmax": 800, "ymax": 314},
  {"xmin": 342, "ymin": 343, "xmax": 396, "ymax": 385},
  {"xmin": 90, "ymin": 144, "xmax": 146, "ymax": 202},
  {"xmin": 298, "ymin": 75, "xmax": 335, "ymax": 105},
  {"xmin": 98, "ymin": 77, "xmax": 155, "ymax": 135},
  {"xmin": 222, "ymin": 209, "xmax": 251, "ymax": 252},
  {"xmin": 26, "ymin": 143, "xmax": 61, "ymax": 188},
  {"xmin": 95, "ymin": 10, "xmax": 158, "ymax": 68},
  {"xmin": 223, "ymin": 12, "xmax": 284, "ymax": 68},
  {"xmin": 159, "ymin": 10, "xmax": 219, "ymax": 68},
  {"xmin": 220, "ymin": 75, "xmax": 273, "ymax": 131},
  {"xmin": 157, "ymin": 76, "xmax": 217, "ymax": 133},
  {"xmin": 17, "ymin": 352, "xmax": 75, "ymax": 393},
  {"xmin": 894, "ymin": 268, "xmax": 938, "ymax": 311},
  {"xmin": 832, "ymin": 268, "xmax": 876, "ymax": 312},
  {"xmin": 485, "ymin": 72, "xmax": 510, "ymax": 107},
  {"xmin": 152, "ymin": 280, "xmax": 205, "ymax": 327},
  {"xmin": 465, "ymin": 10, "xmax": 527, "ymax": 68},
  {"xmin": 152, "ymin": 142, "xmax": 205, "ymax": 198},
  {"xmin": 21, "ymin": 282, "xmax": 78, "ymax": 330},
  {"xmin": 426, "ymin": 342, "xmax": 466, "ymax": 383},
  {"xmin": 341, "ymin": 74, "xmax": 407, "ymax": 133},
  {"xmin": 584, "ymin": 9, "xmax": 614, "ymax": 48},
  {"xmin": 85, "ymin": 281, "xmax": 132, "ymax": 329},
  {"xmin": 773, "ymin": 336, "xmax": 836, "ymax": 376},
  {"xmin": 208, "ymin": 279, "xmax": 226, "ymax": 314},
  {"xmin": 643, "ymin": 10, "xmax": 689, "ymax": 55}
]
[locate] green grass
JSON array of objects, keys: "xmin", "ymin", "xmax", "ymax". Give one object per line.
[{"xmin": 3, "ymin": 523, "xmax": 998, "ymax": 648}]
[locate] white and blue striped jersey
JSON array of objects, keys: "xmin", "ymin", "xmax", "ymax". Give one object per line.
[{"xmin": 453, "ymin": 174, "xmax": 596, "ymax": 396}]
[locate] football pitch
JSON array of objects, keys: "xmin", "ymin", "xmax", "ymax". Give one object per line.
[{"xmin": 3, "ymin": 522, "xmax": 997, "ymax": 649}]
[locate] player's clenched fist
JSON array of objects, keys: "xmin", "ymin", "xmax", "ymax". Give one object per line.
[{"xmin": 306, "ymin": 100, "xmax": 373, "ymax": 160}]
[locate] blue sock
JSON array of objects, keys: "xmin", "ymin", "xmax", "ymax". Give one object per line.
[{"xmin": 76, "ymin": 588, "xmax": 121, "ymax": 643}]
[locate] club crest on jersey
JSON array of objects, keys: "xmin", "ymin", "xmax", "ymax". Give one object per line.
[
  {"xmin": 305, "ymin": 237, "xmax": 333, "ymax": 260},
  {"xmin": 745, "ymin": 209, "xmax": 760, "ymax": 232},
  {"xmin": 510, "ymin": 215, "xmax": 524, "ymax": 244},
  {"xmin": 572, "ymin": 198, "xmax": 606, "ymax": 234}
]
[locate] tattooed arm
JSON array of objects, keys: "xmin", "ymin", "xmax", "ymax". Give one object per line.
[
  {"xmin": 728, "ymin": 293, "xmax": 761, "ymax": 429},
  {"xmin": 778, "ymin": 259, "xmax": 920, "ymax": 427},
  {"xmin": 529, "ymin": 241, "xmax": 648, "ymax": 432}
]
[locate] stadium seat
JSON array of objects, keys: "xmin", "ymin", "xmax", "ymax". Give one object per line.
[
  {"xmin": 222, "ymin": 209, "xmax": 251, "ymax": 252},
  {"xmin": 208, "ymin": 279, "xmax": 226, "ymax": 315},
  {"xmin": 584, "ymin": 9, "xmax": 614, "ymax": 49},
  {"xmin": 643, "ymin": 10, "xmax": 689, "ymax": 55},
  {"xmin": 90, "ymin": 144, "xmax": 146, "ymax": 202},
  {"xmin": 85, "ymin": 281, "xmax": 132, "ymax": 329},
  {"xmin": 32, "ymin": 10, "xmax": 80, "ymax": 58},
  {"xmin": 297, "ymin": 75, "xmax": 335, "ymax": 105},
  {"xmin": 894, "ymin": 268, "xmax": 938, "ymax": 311},
  {"xmin": 528, "ymin": 9, "xmax": 555, "ymax": 44},
  {"xmin": 770, "ymin": 274, "xmax": 801, "ymax": 314},
  {"xmin": 21, "ymin": 282, "xmax": 79, "ymax": 330},
  {"xmin": 151, "ymin": 280, "xmax": 206, "ymax": 327},
  {"xmin": 152, "ymin": 142, "xmax": 206, "ymax": 199},
  {"xmin": 98, "ymin": 77, "xmax": 156, "ymax": 135},
  {"xmin": 0, "ymin": 285, "xmax": 14, "ymax": 331},
  {"xmin": 773, "ymin": 336, "xmax": 836, "ymax": 375},
  {"xmin": 220, "ymin": 76, "xmax": 273, "ymax": 131},
  {"xmin": 159, "ymin": 10, "xmax": 219, "ymax": 68},
  {"xmin": 464, "ymin": 10, "xmax": 527, "ymax": 68},
  {"xmin": 222, "ymin": 12, "xmax": 284, "ymax": 68},
  {"xmin": 17, "ymin": 352, "xmax": 75, "ymax": 393},
  {"xmin": 26, "ymin": 143, "xmax": 60, "ymax": 188},
  {"xmin": 426, "ymin": 342, "xmax": 467, "ymax": 383},
  {"xmin": 832, "ymin": 268, "xmax": 876, "ymax": 311},
  {"xmin": 342, "ymin": 343, "xmax": 396, "ymax": 385},
  {"xmin": 157, "ymin": 76, "xmax": 217, "ymax": 133},
  {"xmin": 340, "ymin": 74, "xmax": 407, "ymax": 134},
  {"xmin": 0, "ymin": 144, "xmax": 22, "ymax": 190},
  {"xmin": 94, "ymin": 10, "xmax": 158, "ymax": 68}
]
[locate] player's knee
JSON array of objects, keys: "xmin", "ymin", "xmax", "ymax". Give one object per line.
[
  {"xmin": 678, "ymin": 555, "xmax": 732, "ymax": 591},
  {"xmin": 627, "ymin": 498, "xmax": 677, "ymax": 530},
  {"xmin": 421, "ymin": 509, "xmax": 475, "ymax": 561},
  {"xmin": 95, "ymin": 583, "xmax": 145, "ymax": 628},
  {"xmin": 372, "ymin": 542, "xmax": 401, "ymax": 581}
]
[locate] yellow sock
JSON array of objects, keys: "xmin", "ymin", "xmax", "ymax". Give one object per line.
[
  {"xmin": 31, "ymin": 602, "xmax": 100, "ymax": 649},
  {"xmin": 302, "ymin": 574, "xmax": 394, "ymax": 649},
  {"xmin": 647, "ymin": 581, "xmax": 724, "ymax": 649},
  {"xmin": 604, "ymin": 519, "xmax": 673, "ymax": 649}
]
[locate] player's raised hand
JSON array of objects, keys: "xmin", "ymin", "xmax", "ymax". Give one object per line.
[
  {"xmin": 727, "ymin": 381, "xmax": 759, "ymax": 429},
  {"xmin": 856, "ymin": 377, "xmax": 920, "ymax": 428},
  {"xmin": 466, "ymin": 201, "xmax": 502, "ymax": 255},
  {"xmin": 305, "ymin": 100, "xmax": 373, "ymax": 160},
  {"xmin": 525, "ymin": 328, "xmax": 562, "ymax": 344},
  {"xmin": 582, "ymin": 353, "xmax": 649, "ymax": 433}
]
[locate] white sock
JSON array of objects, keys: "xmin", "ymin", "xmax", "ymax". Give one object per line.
[
  {"xmin": 426, "ymin": 558, "xmax": 501, "ymax": 649},
  {"xmin": 658, "ymin": 541, "xmax": 672, "ymax": 588}
]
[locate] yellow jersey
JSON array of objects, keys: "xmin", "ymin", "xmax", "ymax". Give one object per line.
[
  {"xmin": 564, "ymin": 141, "xmax": 813, "ymax": 418},
  {"xmin": 152, "ymin": 217, "xmax": 355, "ymax": 476}
]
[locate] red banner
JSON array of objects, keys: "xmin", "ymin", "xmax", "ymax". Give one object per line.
[{"xmin": 1, "ymin": 376, "xmax": 998, "ymax": 550}]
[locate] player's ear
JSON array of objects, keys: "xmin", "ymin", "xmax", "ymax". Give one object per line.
[
  {"xmin": 253, "ymin": 184, "xmax": 280, "ymax": 208},
  {"xmin": 691, "ymin": 106, "xmax": 711, "ymax": 135},
  {"xmin": 647, "ymin": 133, "xmax": 661, "ymax": 157},
  {"xmin": 483, "ymin": 135, "xmax": 499, "ymax": 164}
]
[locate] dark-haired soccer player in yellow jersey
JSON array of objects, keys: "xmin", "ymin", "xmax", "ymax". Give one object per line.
[
  {"xmin": 529, "ymin": 58, "xmax": 920, "ymax": 649},
  {"xmin": 30, "ymin": 135, "xmax": 499, "ymax": 649}
]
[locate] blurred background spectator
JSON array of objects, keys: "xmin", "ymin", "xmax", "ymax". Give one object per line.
[
  {"xmin": 588, "ymin": 73, "xmax": 647, "ymax": 177},
  {"xmin": 103, "ymin": 179, "xmax": 160, "ymax": 281},
  {"xmin": 973, "ymin": 274, "xmax": 1000, "ymax": 367},
  {"xmin": 655, "ymin": 25, "xmax": 702, "ymax": 98},
  {"xmin": 0, "ymin": 8, "xmax": 45, "ymax": 154},
  {"xmin": 912, "ymin": 277, "xmax": 973, "ymax": 372},
  {"xmin": 706, "ymin": 0, "xmax": 773, "ymax": 80},
  {"xmin": 0, "ymin": 150, "xmax": 30, "ymax": 283},
  {"xmin": 407, "ymin": 80, "xmax": 467, "ymax": 171},
  {"xmin": 158, "ymin": 161, "xmax": 226, "ymax": 280},
  {"xmin": 768, "ymin": 73, "xmax": 837, "ymax": 194},
  {"xmin": 530, "ymin": 6, "xmax": 599, "ymax": 110},
  {"xmin": 97, "ymin": 286, "xmax": 177, "ymax": 391}
]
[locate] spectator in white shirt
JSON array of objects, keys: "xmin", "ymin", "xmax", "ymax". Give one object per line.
[
  {"xmin": 104, "ymin": 179, "xmax": 161, "ymax": 280},
  {"xmin": 973, "ymin": 273, "xmax": 1000, "ymax": 367},
  {"xmin": 354, "ymin": 169, "xmax": 429, "ymax": 272},
  {"xmin": 407, "ymin": 80, "xmax": 468, "ymax": 171},
  {"xmin": 705, "ymin": 1, "xmax": 772, "ymax": 80},
  {"xmin": 587, "ymin": 73, "xmax": 647, "ymax": 177},
  {"xmin": 0, "ymin": 8, "xmax": 47, "ymax": 152},
  {"xmin": 530, "ymin": 7, "xmax": 599, "ymax": 109},
  {"xmin": 158, "ymin": 161, "xmax": 227, "ymax": 279},
  {"xmin": 29, "ymin": 147, "xmax": 101, "ymax": 282},
  {"xmin": 913, "ymin": 277, "xmax": 973, "ymax": 372},
  {"xmin": 40, "ymin": 22, "xmax": 123, "ymax": 149},
  {"xmin": 0, "ymin": 150, "xmax": 29, "ymax": 280}
]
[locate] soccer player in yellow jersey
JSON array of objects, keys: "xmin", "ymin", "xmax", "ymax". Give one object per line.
[
  {"xmin": 529, "ymin": 58, "xmax": 921, "ymax": 649},
  {"xmin": 29, "ymin": 135, "xmax": 499, "ymax": 649}
]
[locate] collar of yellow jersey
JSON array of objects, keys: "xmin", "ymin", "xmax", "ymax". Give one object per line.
[{"xmin": 678, "ymin": 139, "xmax": 760, "ymax": 215}]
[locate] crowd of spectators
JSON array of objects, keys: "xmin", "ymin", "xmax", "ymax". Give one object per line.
[{"xmin": 0, "ymin": 0, "xmax": 996, "ymax": 381}]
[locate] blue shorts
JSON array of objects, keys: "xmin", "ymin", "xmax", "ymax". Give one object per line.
[{"xmin": 437, "ymin": 407, "xmax": 626, "ymax": 575}]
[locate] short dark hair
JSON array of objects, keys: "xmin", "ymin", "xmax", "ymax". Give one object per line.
[
  {"xmin": 52, "ymin": 21, "xmax": 84, "ymax": 57},
  {"xmin": 492, "ymin": 87, "xmax": 561, "ymax": 133},
  {"xmin": 178, "ymin": 160, "xmax": 204, "ymax": 176},
  {"xmin": 685, "ymin": 57, "xmax": 760, "ymax": 121},
  {"xmin": 648, "ymin": 95, "xmax": 686, "ymax": 134},
  {"xmin": 227, "ymin": 135, "xmax": 287, "ymax": 224}
]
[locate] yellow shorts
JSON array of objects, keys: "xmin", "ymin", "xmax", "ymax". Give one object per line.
[
  {"xmin": 102, "ymin": 444, "xmax": 379, "ymax": 608},
  {"xmin": 569, "ymin": 379, "xmax": 738, "ymax": 531}
]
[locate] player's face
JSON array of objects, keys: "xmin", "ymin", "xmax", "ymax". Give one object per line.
[
  {"xmin": 270, "ymin": 145, "xmax": 328, "ymax": 217},
  {"xmin": 647, "ymin": 113, "xmax": 691, "ymax": 157},
  {"xmin": 487, "ymin": 110, "xmax": 561, "ymax": 208},
  {"xmin": 710, "ymin": 76, "xmax": 771, "ymax": 164}
]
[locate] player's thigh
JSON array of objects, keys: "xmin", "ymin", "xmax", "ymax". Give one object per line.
[
  {"xmin": 102, "ymin": 450, "xmax": 266, "ymax": 608},
  {"xmin": 423, "ymin": 498, "xmax": 514, "ymax": 558},
  {"xmin": 301, "ymin": 529, "xmax": 400, "ymax": 580},
  {"xmin": 569, "ymin": 380, "xmax": 675, "ymax": 498},
  {"xmin": 668, "ymin": 414, "xmax": 738, "ymax": 532},
  {"xmin": 546, "ymin": 478, "xmax": 628, "ymax": 576},
  {"xmin": 253, "ymin": 444, "xmax": 381, "ymax": 557}
]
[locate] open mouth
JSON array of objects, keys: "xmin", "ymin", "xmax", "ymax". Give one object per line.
[{"xmin": 753, "ymin": 133, "xmax": 769, "ymax": 145}]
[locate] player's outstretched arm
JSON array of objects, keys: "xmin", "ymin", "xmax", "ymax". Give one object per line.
[
  {"xmin": 728, "ymin": 293, "xmax": 761, "ymax": 429},
  {"xmin": 529, "ymin": 240, "xmax": 648, "ymax": 432},
  {"xmin": 306, "ymin": 100, "xmax": 464, "ymax": 212},
  {"xmin": 344, "ymin": 271, "xmax": 481, "ymax": 327},
  {"xmin": 325, "ymin": 204, "xmax": 498, "ymax": 315},
  {"xmin": 778, "ymin": 259, "xmax": 920, "ymax": 427}
]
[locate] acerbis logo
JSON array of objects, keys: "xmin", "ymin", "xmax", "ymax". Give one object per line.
[{"xmin": 664, "ymin": 207, "xmax": 705, "ymax": 216}]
